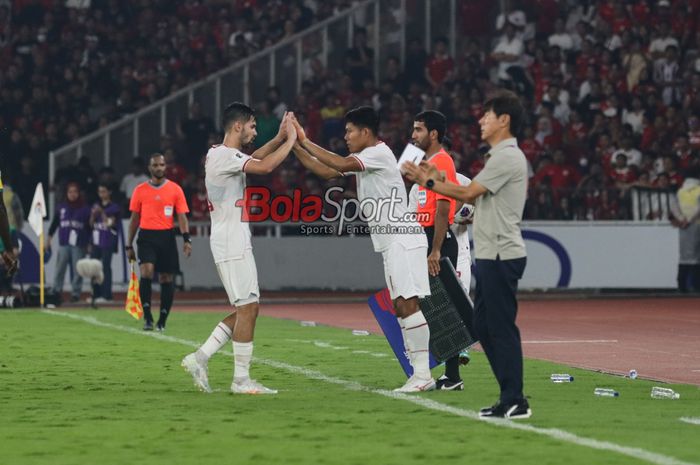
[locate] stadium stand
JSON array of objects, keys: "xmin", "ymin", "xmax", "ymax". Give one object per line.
[{"xmin": 2, "ymin": 0, "xmax": 700, "ymax": 221}]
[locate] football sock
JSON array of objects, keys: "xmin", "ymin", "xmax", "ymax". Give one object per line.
[
  {"xmin": 197, "ymin": 323, "xmax": 233, "ymax": 363},
  {"xmin": 398, "ymin": 317, "xmax": 413, "ymax": 366},
  {"xmin": 157, "ymin": 282, "xmax": 174, "ymax": 326},
  {"xmin": 445, "ymin": 356, "xmax": 460, "ymax": 381},
  {"xmin": 403, "ymin": 311, "xmax": 431, "ymax": 379},
  {"xmin": 139, "ymin": 278, "xmax": 152, "ymax": 323},
  {"xmin": 233, "ymin": 341, "xmax": 253, "ymax": 381}
]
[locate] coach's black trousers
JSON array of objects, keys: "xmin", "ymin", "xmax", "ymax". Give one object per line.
[{"xmin": 474, "ymin": 256, "xmax": 527, "ymax": 404}]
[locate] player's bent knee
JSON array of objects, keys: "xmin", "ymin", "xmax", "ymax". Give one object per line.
[
  {"xmin": 235, "ymin": 301, "xmax": 259, "ymax": 319},
  {"xmin": 159, "ymin": 273, "xmax": 173, "ymax": 283}
]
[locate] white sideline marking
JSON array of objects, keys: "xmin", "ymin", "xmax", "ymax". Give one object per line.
[
  {"xmin": 523, "ymin": 340, "xmax": 618, "ymax": 344},
  {"xmin": 680, "ymin": 417, "xmax": 700, "ymax": 426},
  {"xmin": 287, "ymin": 338, "xmax": 390, "ymax": 358},
  {"xmin": 42, "ymin": 310, "xmax": 696, "ymax": 465}
]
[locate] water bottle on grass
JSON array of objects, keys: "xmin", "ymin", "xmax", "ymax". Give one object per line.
[
  {"xmin": 651, "ymin": 386, "xmax": 680, "ymax": 399},
  {"xmin": 594, "ymin": 388, "xmax": 619, "ymax": 397},
  {"xmin": 550, "ymin": 374, "xmax": 574, "ymax": 383}
]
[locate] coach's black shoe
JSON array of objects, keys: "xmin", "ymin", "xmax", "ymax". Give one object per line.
[
  {"xmin": 479, "ymin": 399, "xmax": 532, "ymax": 419},
  {"xmin": 436, "ymin": 375, "xmax": 464, "ymax": 391},
  {"xmin": 143, "ymin": 321, "xmax": 154, "ymax": 331}
]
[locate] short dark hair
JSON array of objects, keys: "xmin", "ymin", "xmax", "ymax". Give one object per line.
[
  {"xmin": 414, "ymin": 110, "xmax": 447, "ymax": 143},
  {"xmin": 222, "ymin": 102, "xmax": 255, "ymax": 131},
  {"xmin": 483, "ymin": 90, "xmax": 526, "ymax": 136},
  {"xmin": 345, "ymin": 106, "xmax": 379, "ymax": 136}
]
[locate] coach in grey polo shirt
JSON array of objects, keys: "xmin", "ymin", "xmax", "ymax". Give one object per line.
[{"xmin": 404, "ymin": 90, "xmax": 531, "ymax": 419}]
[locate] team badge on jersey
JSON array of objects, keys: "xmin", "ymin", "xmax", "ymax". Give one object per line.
[{"xmin": 417, "ymin": 188, "xmax": 427, "ymax": 207}]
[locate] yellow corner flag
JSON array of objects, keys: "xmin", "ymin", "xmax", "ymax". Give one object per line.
[{"xmin": 125, "ymin": 261, "xmax": 143, "ymax": 320}]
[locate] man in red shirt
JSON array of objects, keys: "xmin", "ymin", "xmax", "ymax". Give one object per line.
[
  {"xmin": 127, "ymin": 153, "xmax": 192, "ymax": 331},
  {"xmin": 412, "ymin": 110, "xmax": 464, "ymax": 390},
  {"xmin": 424, "ymin": 37, "xmax": 454, "ymax": 89}
]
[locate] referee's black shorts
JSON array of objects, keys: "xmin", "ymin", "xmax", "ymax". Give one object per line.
[
  {"xmin": 423, "ymin": 225, "xmax": 458, "ymax": 268},
  {"xmin": 136, "ymin": 229, "xmax": 180, "ymax": 274}
]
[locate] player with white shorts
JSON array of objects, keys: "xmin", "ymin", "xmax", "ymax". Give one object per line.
[
  {"xmin": 290, "ymin": 107, "xmax": 435, "ymax": 392},
  {"xmin": 182, "ymin": 102, "xmax": 296, "ymax": 394}
]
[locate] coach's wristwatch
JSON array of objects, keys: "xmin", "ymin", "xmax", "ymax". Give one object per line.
[{"xmin": 426, "ymin": 178, "xmax": 435, "ymax": 189}]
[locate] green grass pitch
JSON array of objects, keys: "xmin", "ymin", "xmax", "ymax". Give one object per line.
[{"xmin": 1, "ymin": 309, "xmax": 699, "ymax": 465}]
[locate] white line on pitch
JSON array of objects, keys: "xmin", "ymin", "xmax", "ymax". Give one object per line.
[
  {"xmin": 523, "ymin": 339, "xmax": 618, "ymax": 344},
  {"xmin": 680, "ymin": 418, "xmax": 700, "ymax": 426},
  {"xmin": 42, "ymin": 310, "xmax": 696, "ymax": 465},
  {"xmin": 287, "ymin": 338, "xmax": 390, "ymax": 358}
]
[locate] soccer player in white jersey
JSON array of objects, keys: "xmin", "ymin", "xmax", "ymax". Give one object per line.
[
  {"xmin": 290, "ymin": 107, "xmax": 435, "ymax": 392},
  {"xmin": 182, "ymin": 102, "xmax": 296, "ymax": 394},
  {"xmin": 452, "ymin": 173, "xmax": 475, "ymax": 291}
]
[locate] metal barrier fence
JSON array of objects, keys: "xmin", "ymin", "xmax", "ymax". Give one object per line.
[{"xmin": 47, "ymin": 0, "xmax": 460, "ymax": 210}]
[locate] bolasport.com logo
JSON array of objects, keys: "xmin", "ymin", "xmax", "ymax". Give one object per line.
[{"xmin": 233, "ymin": 186, "xmax": 429, "ymax": 235}]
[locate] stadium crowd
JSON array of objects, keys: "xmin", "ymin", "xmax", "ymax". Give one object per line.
[{"xmin": 1, "ymin": 0, "xmax": 700, "ymax": 224}]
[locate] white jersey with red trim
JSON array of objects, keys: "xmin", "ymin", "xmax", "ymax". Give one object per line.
[
  {"xmin": 205, "ymin": 144, "xmax": 253, "ymax": 263},
  {"xmin": 348, "ymin": 142, "xmax": 427, "ymax": 252},
  {"xmin": 451, "ymin": 173, "xmax": 473, "ymax": 255}
]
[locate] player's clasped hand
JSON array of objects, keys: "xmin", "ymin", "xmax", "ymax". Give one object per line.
[
  {"xmin": 183, "ymin": 241, "xmax": 192, "ymax": 257},
  {"xmin": 290, "ymin": 114, "xmax": 306, "ymax": 141}
]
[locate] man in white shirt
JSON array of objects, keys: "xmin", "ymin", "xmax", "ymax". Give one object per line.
[
  {"xmin": 120, "ymin": 158, "xmax": 149, "ymax": 201},
  {"xmin": 612, "ymin": 137, "xmax": 642, "ymax": 167},
  {"xmin": 491, "ymin": 23, "xmax": 524, "ymax": 82},
  {"xmin": 291, "ymin": 107, "xmax": 435, "ymax": 393},
  {"xmin": 548, "ymin": 18, "xmax": 573, "ymax": 51},
  {"xmin": 182, "ymin": 103, "xmax": 296, "ymax": 395},
  {"xmin": 649, "ymin": 21, "xmax": 679, "ymax": 60},
  {"xmin": 654, "ymin": 45, "xmax": 682, "ymax": 105}
]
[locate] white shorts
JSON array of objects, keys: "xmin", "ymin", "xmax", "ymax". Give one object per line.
[
  {"xmin": 216, "ymin": 249, "xmax": 260, "ymax": 307},
  {"xmin": 382, "ymin": 243, "xmax": 430, "ymax": 300},
  {"xmin": 456, "ymin": 255, "xmax": 472, "ymax": 292}
]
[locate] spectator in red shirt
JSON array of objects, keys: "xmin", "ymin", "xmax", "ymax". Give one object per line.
[
  {"xmin": 688, "ymin": 116, "xmax": 700, "ymax": 150},
  {"xmin": 532, "ymin": 150, "xmax": 581, "ymax": 199},
  {"xmin": 425, "ymin": 37, "xmax": 454, "ymax": 89},
  {"xmin": 520, "ymin": 125, "xmax": 543, "ymax": 166},
  {"xmin": 164, "ymin": 149, "xmax": 188, "ymax": 186},
  {"xmin": 661, "ymin": 155, "xmax": 685, "ymax": 187},
  {"xmin": 189, "ymin": 178, "xmax": 209, "ymax": 222},
  {"xmin": 609, "ymin": 153, "xmax": 639, "ymax": 186}
]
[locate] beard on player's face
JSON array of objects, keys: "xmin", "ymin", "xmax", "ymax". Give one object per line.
[{"xmin": 412, "ymin": 134, "xmax": 430, "ymax": 151}]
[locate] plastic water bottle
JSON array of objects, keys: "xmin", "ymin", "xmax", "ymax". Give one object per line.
[
  {"xmin": 629, "ymin": 370, "xmax": 638, "ymax": 380},
  {"xmin": 594, "ymin": 388, "xmax": 619, "ymax": 397},
  {"xmin": 352, "ymin": 330, "xmax": 370, "ymax": 336},
  {"xmin": 651, "ymin": 386, "xmax": 680, "ymax": 399},
  {"xmin": 550, "ymin": 373, "xmax": 574, "ymax": 383}
]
